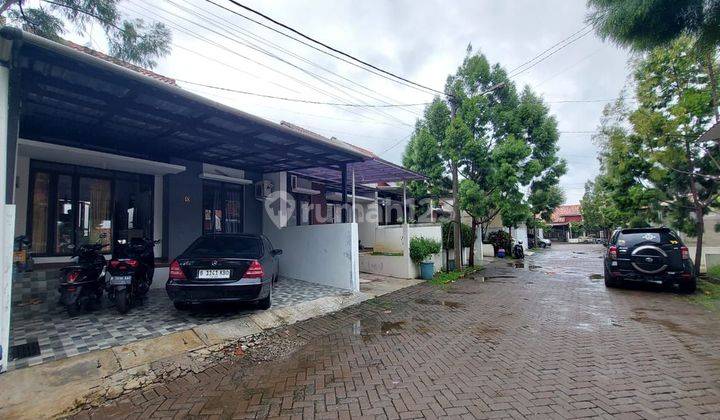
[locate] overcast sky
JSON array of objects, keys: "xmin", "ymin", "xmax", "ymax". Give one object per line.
[{"xmin": 76, "ymin": 0, "xmax": 633, "ymax": 203}]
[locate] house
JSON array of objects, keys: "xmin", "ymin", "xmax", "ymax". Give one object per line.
[
  {"xmin": 548, "ymin": 204, "xmax": 583, "ymax": 241},
  {"xmin": 0, "ymin": 28, "xmax": 423, "ymax": 372}
]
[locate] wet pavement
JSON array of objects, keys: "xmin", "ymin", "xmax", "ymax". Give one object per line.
[{"xmin": 76, "ymin": 244, "xmax": 720, "ymax": 419}]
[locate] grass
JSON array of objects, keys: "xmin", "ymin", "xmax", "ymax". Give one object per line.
[
  {"xmin": 708, "ymin": 265, "xmax": 720, "ymax": 280},
  {"xmin": 688, "ymin": 277, "xmax": 720, "ymax": 311},
  {"xmin": 370, "ymin": 251, "xmax": 404, "ymax": 257},
  {"xmin": 429, "ymin": 265, "xmax": 485, "ymax": 287}
]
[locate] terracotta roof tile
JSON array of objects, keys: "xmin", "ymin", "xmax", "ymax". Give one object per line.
[
  {"xmin": 551, "ymin": 204, "xmax": 582, "ymax": 223},
  {"xmin": 62, "ymin": 40, "xmax": 176, "ymax": 86}
]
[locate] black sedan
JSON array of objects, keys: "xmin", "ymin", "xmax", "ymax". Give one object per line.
[{"xmin": 166, "ymin": 234, "xmax": 282, "ymax": 310}]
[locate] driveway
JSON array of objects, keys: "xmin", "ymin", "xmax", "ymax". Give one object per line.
[{"xmin": 76, "ymin": 244, "xmax": 720, "ymax": 419}]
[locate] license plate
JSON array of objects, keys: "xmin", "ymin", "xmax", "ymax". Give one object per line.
[
  {"xmin": 109, "ymin": 275, "xmax": 132, "ymax": 285},
  {"xmin": 198, "ymin": 269, "xmax": 231, "ymax": 279}
]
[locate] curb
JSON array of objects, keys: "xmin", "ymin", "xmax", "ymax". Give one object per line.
[{"xmin": 0, "ymin": 279, "xmax": 420, "ymax": 419}]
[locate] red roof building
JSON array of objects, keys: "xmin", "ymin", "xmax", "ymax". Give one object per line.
[{"xmin": 551, "ymin": 204, "xmax": 582, "ymax": 225}]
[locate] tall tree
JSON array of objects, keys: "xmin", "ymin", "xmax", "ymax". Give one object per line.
[
  {"xmin": 2, "ymin": 0, "xmax": 171, "ymax": 68},
  {"xmin": 587, "ymin": 0, "xmax": 720, "ymax": 122},
  {"xmin": 594, "ymin": 38, "xmax": 720, "ymax": 275},
  {"xmin": 404, "ymin": 48, "xmax": 565, "ymax": 267}
]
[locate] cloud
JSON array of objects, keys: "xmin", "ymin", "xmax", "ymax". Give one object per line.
[{"xmin": 116, "ymin": 0, "xmax": 631, "ymax": 204}]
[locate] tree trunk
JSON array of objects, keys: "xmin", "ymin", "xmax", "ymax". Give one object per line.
[
  {"xmin": 685, "ymin": 138, "xmax": 705, "ymax": 277},
  {"xmin": 452, "ymin": 161, "xmax": 462, "ymax": 271},
  {"xmin": 468, "ymin": 217, "xmax": 477, "ymax": 267}
]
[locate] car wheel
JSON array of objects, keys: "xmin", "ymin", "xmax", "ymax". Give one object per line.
[
  {"xmin": 604, "ymin": 268, "xmax": 618, "ymax": 288},
  {"xmin": 540, "ymin": 242, "xmax": 547, "ymax": 248},
  {"xmin": 679, "ymin": 279, "xmax": 697, "ymax": 294},
  {"xmin": 258, "ymin": 287, "xmax": 272, "ymax": 310},
  {"xmin": 173, "ymin": 301, "xmax": 190, "ymax": 310}
]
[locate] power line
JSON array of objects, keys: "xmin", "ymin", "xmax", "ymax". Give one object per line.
[
  {"xmin": 168, "ymin": 0, "xmax": 422, "ymax": 118},
  {"xmin": 123, "ymin": 1, "xmax": 409, "ymax": 127},
  {"xmin": 176, "ymin": 79, "xmax": 430, "ymax": 107},
  {"xmin": 222, "ymin": 0, "xmax": 447, "ymax": 97},
  {"xmin": 177, "ymin": 0, "xmax": 423, "ymax": 118},
  {"xmin": 509, "ymin": 25, "xmax": 594, "ymax": 78}
]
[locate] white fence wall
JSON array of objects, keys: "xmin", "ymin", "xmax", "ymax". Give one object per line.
[
  {"xmin": 265, "ymin": 222, "xmax": 360, "ymax": 291},
  {"xmin": 374, "ymin": 225, "xmax": 406, "ymax": 253}
]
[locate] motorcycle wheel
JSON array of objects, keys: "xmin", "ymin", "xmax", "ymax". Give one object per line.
[
  {"xmin": 116, "ymin": 289, "xmax": 130, "ymax": 314},
  {"xmin": 67, "ymin": 302, "xmax": 80, "ymax": 317}
]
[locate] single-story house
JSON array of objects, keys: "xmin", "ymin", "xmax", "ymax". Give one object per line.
[
  {"xmin": 548, "ymin": 204, "xmax": 583, "ymax": 242},
  {"xmin": 0, "ymin": 28, "xmax": 423, "ymax": 371}
]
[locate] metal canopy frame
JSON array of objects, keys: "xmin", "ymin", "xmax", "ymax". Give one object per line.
[{"xmin": 4, "ymin": 27, "xmax": 368, "ymax": 173}]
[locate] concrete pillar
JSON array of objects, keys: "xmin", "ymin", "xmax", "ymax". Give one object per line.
[{"xmin": 0, "ymin": 55, "xmax": 18, "ymax": 373}]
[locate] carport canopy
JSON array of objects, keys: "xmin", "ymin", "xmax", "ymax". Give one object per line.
[{"xmin": 2, "ymin": 27, "xmax": 369, "ymax": 174}]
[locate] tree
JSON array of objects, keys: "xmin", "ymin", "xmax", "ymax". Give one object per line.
[
  {"xmin": 587, "ymin": 0, "xmax": 720, "ymax": 122},
  {"xmin": 2, "ymin": 0, "xmax": 171, "ymax": 68},
  {"xmin": 404, "ymin": 48, "xmax": 565, "ymax": 268},
  {"xmin": 594, "ymin": 38, "xmax": 720, "ymax": 276}
]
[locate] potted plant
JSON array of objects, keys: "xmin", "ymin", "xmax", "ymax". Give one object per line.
[{"xmin": 410, "ymin": 237, "xmax": 442, "ymax": 280}]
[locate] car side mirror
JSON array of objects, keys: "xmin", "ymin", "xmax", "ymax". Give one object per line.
[{"xmin": 272, "ymin": 249, "xmax": 283, "ymax": 256}]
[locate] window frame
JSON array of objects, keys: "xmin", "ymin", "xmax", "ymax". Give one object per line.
[{"xmin": 201, "ymin": 180, "xmax": 245, "ymax": 235}]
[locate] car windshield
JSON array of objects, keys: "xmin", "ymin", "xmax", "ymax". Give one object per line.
[
  {"xmin": 184, "ymin": 236, "xmax": 263, "ymax": 258},
  {"xmin": 617, "ymin": 230, "xmax": 679, "ymax": 247}
]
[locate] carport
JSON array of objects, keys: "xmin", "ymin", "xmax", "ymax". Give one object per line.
[{"xmin": 0, "ymin": 27, "xmax": 372, "ymax": 371}]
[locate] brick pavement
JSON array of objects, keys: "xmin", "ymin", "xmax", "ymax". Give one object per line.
[{"xmin": 74, "ymin": 244, "xmax": 720, "ymax": 419}]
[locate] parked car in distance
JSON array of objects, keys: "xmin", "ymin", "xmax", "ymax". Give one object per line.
[
  {"xmin": 166, "ymin": 234, "xmax": 282, "ymax": 310},
  {"xmin": 604, "ymin": 227, "xmax": 695, "ymax": 293},
  {"xmin": 527, "ymin": 233, "xmax": 551, "ymax": 248}
]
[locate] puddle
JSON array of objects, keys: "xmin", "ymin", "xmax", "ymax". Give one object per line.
[
  {"xmin": 630, "ymin": 315, "xmax": 699, "ymax": 336},
  {"xmin": 486, "ymin": 275, "xmax": 516, "ymax": 279},
  {"xmin": 473, "ymin": 324, "xmax": 503, "ymax": 336},
  {"xmin": 380, "ymin": 321, "xmax": 406, "ymax": 334},
  {"xmin": 588, "ymin": 274, "xmax": 603, "ymax": 280},
  {"xmin": 414, "ymin": 299, "xmax": 465, "ymax": 309}
]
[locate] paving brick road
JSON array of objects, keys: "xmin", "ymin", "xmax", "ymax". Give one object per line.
[{"xmin": 76, "ymin": 244, "xmax": 720, "ymax": 419}]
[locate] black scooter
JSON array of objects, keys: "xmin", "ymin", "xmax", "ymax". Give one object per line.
[
  {"xmin": 58, "ymin": 242, "xmax": 107, "ymax": 316},
  {"xmin": 106, "ymin": 237, "xmax": 159, "ymax": 314},
  {"xmin": 512, "ymin": 240, "xmax": 525, "ymax": 259}
]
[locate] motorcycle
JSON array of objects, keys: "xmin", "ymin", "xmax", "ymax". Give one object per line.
[
  {"xmin": 58, "ymin": 242, "xmax": 107, "ymax": 316},
  {"xmin": 512, "ymin": 240, "xmax": 525, "ymax": 259},
  {"xmin": 13, "ymin": 235, "xmax": 34, "ymax": 273},
  {"xmin": 106, "ymin": 237, "xmax": 159, "ymax": 314}
]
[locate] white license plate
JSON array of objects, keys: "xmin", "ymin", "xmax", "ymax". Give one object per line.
[
  {"xmin": 198, "ymin": 269, "xmax": 231, "ymax": 279},
  {"xmin": 109, "ymin": 275, "xmax": 132, "ymax": 285}
]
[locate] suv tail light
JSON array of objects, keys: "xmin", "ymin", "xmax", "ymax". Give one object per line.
[
  {"xmin": 67, "ymin": 271, "xmax": 81, "ymax": 283},
  {"xmin": 169, "ymin": 260, "xmax": 186, "ymax": 280},
  {"xmin": 608, "ymin": 245, "xmax": 618, "ymax": 260},
  {"xmin": 244, "ymin": 260, "xmax": 264, "ymax": 279},
  {"xmin": 680, "ymin": 246, "xmax": 689, "ymax": 260}
]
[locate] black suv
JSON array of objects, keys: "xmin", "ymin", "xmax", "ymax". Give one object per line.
[{"xmin": 603, "ymin": 227, "xmax": 696, "ymax": 293}]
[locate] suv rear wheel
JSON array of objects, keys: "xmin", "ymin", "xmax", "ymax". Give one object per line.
[
  {"xmin": 604, "ymin": 267, "xmax": 619, "ymax": 288},
  {"xmin": 679, "ymin": 279, "xmax": 697, "ymax": 294}
]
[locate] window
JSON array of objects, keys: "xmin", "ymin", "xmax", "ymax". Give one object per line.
[
  {"xmin": 28, "ymin": 161, "xmax": 153, "ymax": 256},
  {"xmin": 202, "ymin": 181, "xmax": 244, "ymax": 234}
]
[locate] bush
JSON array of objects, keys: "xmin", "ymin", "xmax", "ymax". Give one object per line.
[
  {"xmin": 486, "ymin": 230, "xmax": 512, "ymax": 255},
  {"xmin": 409, "ymin": 237, "xmax": 441, "ymax": 264},
  {"xmin": 441, "ymin": 221, "xmax": 474, "ymax": 249}
]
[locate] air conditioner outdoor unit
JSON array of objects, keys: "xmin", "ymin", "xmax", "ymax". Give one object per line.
[
  {"xmin": 290, "ymin": 174, "xmax": 321, "ymax": 195},
  {"xmin": 255, "ymin": 180, "xmax": 273, "ymax": 200}
]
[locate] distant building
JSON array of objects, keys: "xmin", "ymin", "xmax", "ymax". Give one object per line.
[{"xmin": 548, "ymin": 204, "xmax": 583, "ymax": 241}]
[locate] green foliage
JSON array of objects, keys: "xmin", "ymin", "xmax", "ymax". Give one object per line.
[
  {"xmin": 587, "ymin": 0, "xmax": 720, "ymax": 51},
  {"xmin": 687, "ymin": 279, "xmax": 720, "ymax": 311},
  {"xmin": 409, "ymin": 237, "xmax": 441, "ymax": 264},
  {"xmin": 708, "ymin": 265, "xmax": 720, "ymax": 279},
  {"xmin": 429, "ymin": 265, "xmax": 484, "ymax": 287},
  {"xmin": 441, "ymin": 221, "xmax": 474, "ymax": 249},
  {"xmin": 370, "ymin": 251, "xmax": 403, "ymax": 257},
  {"xmin": 4, "ymin": 0, "xmax": 172, "ymax": 69},
  {"xmin": 486, "ymin": 230, "xmax": 512, "ymax": 255}
]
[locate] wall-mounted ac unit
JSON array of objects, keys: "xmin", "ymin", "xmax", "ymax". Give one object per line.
[
  {"xmin": 255, "ymin": 180, "xmax": 273, "ymax": 200},
  {"xmin": 290, "ymin": 174, "xmax": 321, "ymax": 195}
]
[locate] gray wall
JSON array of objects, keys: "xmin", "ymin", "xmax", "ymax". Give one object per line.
[
  {"xmin": 166, "ymin": 158, "xmax": 203, "ymax": 260},
  {"xmin": 243, "ymin": 170, "xmax": 263, "ymax": 235},
  {"xmin": 165, "ymin": 160, "xmax": 264, "ymax": 260}
]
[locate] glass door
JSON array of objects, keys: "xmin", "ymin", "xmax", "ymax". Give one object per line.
[
  {"xmin": 203, "ymin": 181, "xmax": 244, "ymax": 234},
  {"xmin": 77, "ymin": 177, "xmax": 112, "ymax": 252}
]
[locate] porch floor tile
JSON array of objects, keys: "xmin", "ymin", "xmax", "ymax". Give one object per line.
[{"xmin": 9, "ymin": 277, "xmax": 348, "ymax": 370}]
